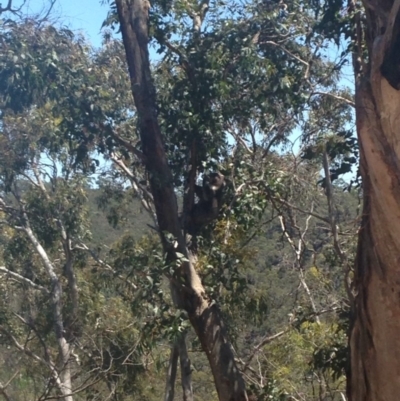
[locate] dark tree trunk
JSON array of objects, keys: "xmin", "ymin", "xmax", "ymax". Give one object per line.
[{"xmin": 114, "ymin": 1, "xmax": 248, "ymax": 400}]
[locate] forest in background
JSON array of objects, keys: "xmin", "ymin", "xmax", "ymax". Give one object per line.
[
  {"xmin": 1, "ymin": 0, "xmax": 392, "ymax": 400},
  {"xmin": 0, "ymin": 182, "xmax": 358, "ymax": 401}
]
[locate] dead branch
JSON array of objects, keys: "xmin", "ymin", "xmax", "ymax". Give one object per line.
[{"xmin": 0, "ymin": 266, "xmax": 49, "ymax": 293}]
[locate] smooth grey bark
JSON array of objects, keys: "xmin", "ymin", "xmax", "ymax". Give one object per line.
[{"xmin": 22, "ymin": 213, "xmax": 73, "ymax": 401}]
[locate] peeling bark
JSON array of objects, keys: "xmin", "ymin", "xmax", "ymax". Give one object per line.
[{"xmin": 349, "ymin": 1, "xmax": 400, "ymax": 400}]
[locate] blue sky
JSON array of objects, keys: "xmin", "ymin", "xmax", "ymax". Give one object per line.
[{"xmin": 26, "ymin": 0, "xmax": 108, "ymax": 47}]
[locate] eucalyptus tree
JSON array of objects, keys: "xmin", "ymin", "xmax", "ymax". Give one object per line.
[
  {"xmin": 347, "ymin": 1, "xmax": 400, "ymax": 400},
  {"xmin": 311, "ymin": 0, "xmax": 400, "ymax": 399},
  {"xmin": 0, "ymin": 19, "xmax": 149, "ymax": 401},
  {"xmin": 0, "ymin": 2, "xmax": 360, "ymax": 401},
  {"xmin": 105, "ymin": 0, "xmax": 356, "ymax": 400}
]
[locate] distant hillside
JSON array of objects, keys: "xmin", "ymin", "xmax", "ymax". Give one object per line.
[{"xmin": 86, "ymin": 188, "xmax": 153, "ymax": 246}]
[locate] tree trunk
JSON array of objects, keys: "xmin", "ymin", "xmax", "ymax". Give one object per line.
[
  {"xmin": 349, "ymin": 2, "xmax": 400, "ymax": 400},
  {"xmin": 24, "ymin": 219, "xmax": 73, "ymax": 401},
  {"xmin": 178, "ymin": 334, "xmax": 193, "ymax": 401},
  {"xmin": 163, "ymin": 335, "xmax": 194, "ymax": 401},
  {"xmin": 164, "ymin": 343, "xmax": 179, "ymax": 401},
  {"xmin": 114, "ymin": 1, "xmax": 248, "ymax": 400}
]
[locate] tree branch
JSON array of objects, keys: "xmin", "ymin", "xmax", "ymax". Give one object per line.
[
  {"xmin": 182, "ymin": 0, "xmax": 209, "ymax": 31},
  {"xmin": 164, "ymin": 343, "xmax": 179, "ymax": 401},
  {"xmin": 242, "ymin": 330, "xmax": 288, "ymax": 372},
  {"xmin": 0, "ymin": 369, "xmax": 20, "ymax": 401},
  {"xmin": 242, "ymin": 306, "xmax": 339, "ymax": 373},
  {"xmin": 258, "ymin": 40, "xmax": 309, "ymax": 68},
  {"xmin": 110, "ymin": 130, "xmax": 146, "ymax": 162},
  {"xmin": 32, "ymin": 162, "xmax": 80, "ymax": 335},
  {"xmin": 279, "ymin": 214, "xmax": 320, "ymax": 322},
  {"xmin": 310, "ymin": 91, "xmax": 355, "ymax": 107},
  {"xmin": 18, "ymin": 206, "xmax": 73, "ymax": 400},
  {"xmin": 0, "ymin": 266, "xmax": 49, "ymax": 293},
  {"xmin": 322, "ymin": 149, "xmax": 354, "ymax": 305},
  {"xmin": 273, "ymin": 196, "xmax": 330, "ymax": 224},
  {"xmin": 0, "ymin": 326, "xmax": 64, "ymax": 392},
  {"xmin": 110, "ymin": 153, "xmax": 157, "ymax": 225},
  {"xmin": 75, "ymin": 242, "xmax": 138, "ymax": 290}
]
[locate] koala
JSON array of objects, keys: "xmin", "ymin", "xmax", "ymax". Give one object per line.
[{"xmin": 186, "ymin": 172, "xmax": 225, "ymax": 234}]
